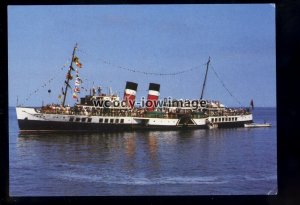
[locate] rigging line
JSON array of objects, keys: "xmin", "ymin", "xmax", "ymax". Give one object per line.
[
  {"xmin": 210, "ymin": 65, "xmax": 243, "ymax": 107},
  {"xmin": 23, "ymin": 59, "xmax": 70, "ymax": 104},
  {"xmin": 77, "ymin": 48, "xmax": 207, "ymax": 76},
  {"xmin": 101, "ymin": 60, "xmax": 205, "ymax": 76}
]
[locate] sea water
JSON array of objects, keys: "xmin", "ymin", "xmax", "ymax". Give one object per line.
[{"xmin": 9, "ymin": 107, "xmax": 277, "ymax": 196}]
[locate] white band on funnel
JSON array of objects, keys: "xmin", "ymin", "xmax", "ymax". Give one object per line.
[
  {"xmin": 148, "ymin": 90, "xmax": 160, "ymax": 96},
  {"xmin": 125, "ymin": 89, "xmax": 137, "ymax": 96}
]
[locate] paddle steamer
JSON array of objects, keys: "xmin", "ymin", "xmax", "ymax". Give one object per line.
[{"xmin": 16, "ymin": 44, "xmax": 253, "ymax": 132}]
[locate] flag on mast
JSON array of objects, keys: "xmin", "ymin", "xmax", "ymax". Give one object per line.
[
  {"xmin": 73, "ymin": 56, "xmax": 82, "ymax": 68},
  {"xmin": 250, "ymin": 99, "xmax": 254, "ymax": 109}
]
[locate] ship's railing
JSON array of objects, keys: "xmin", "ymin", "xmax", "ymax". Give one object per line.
[
  {"xmin": 205, "ymin": 108, "xmax": 251, "ymax": 117},
  {"xmin": 39, "ymin": 106, "xmax": 208, "ymax": 119}
]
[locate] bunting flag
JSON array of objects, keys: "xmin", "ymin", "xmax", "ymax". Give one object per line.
[
  {"xmin": 72, "ymin": 57, "xmax": 83, "ymax": 99},
  {"xmin": 58, "ymin": 94, "xmax": 62, "ymax": 99},
  {"xmin": 74, "ymin": 86, "xmax": 80, "ymax": 93},
  {"xmin": 66, "ymin": 73, "xmax": 73, "ymax": 80},
  {"xmin": 76, "ymin": 61, "xmax": 82, "ymax": 68},
  {"xmin": 75, "ymin": 73, "xmax": 83, "ymax": 86},
  {"xmin": 73, "ymin": 56, "xmax": 79, "ymax": 62},
  {"xmin": 73, "ymin": 56, "xmax": 82, "ymax": 68},
  {"xmin": 76, "ymin": 77, "xmax": 83, "ymax": 83},
  {"xmin": 75, "ymin": 80, "xmax": 81, "ymax": 86},
  {"xmin": 72, "ymin": 92, "xmax": 78, "ymax": 99}
]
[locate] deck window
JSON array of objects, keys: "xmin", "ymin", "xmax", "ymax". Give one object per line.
[
  {"xmin": 75, "ymin": 118, "xmax": 80, "ymax": 122},
  {"xmin": 99, "ymin": 118, "xmax": 103, "ymax": 123},
  {"xmin": 104, "ymin": 119, "xmax": 109, "ymax": 123},
  {"xmin": 116, "ymin": 119, "xmax": 119, "ymax": 123},
  {"xmin": 69, "ymin": 117, "xmax": 74, "ymax": 122},
  {"xmin": 110, "ymin": 119, "xmax": 114, "ymax": 123},
  {"xmin": 81, "ymin": 118, "xmax": 86, "ymax": 122},
  {"xmin": 229, "ymin": 118, "xmax": 231, "ymax": 121},
  {"xmin": 211, "ymin": 118, "xmax": 214, "ymax": 122},
  {"xmin": 235, "ymin": 117, "xmax": 237, "ymax": 121},
  {"xmin": 120, "ymin": 119, "xmax": 124, "ymax": 123},
  {"xmin": 88, "ymin": 118, "xmax": 92, "ymax": 122}
]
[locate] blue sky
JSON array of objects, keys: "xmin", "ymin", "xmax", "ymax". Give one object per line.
[{"xmin": 8, "ymin": 4, "xmax": 275, "ymax": 107}]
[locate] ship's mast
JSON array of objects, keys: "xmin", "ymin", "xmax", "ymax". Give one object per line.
[
  {"xmin": 200, "ymin": 56, "xmax": 211, "ymax": 100},
  {"xmin": 62, "ymin": 43, "xmax": 78, "ymax": 107}
]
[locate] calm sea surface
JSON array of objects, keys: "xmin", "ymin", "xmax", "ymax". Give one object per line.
[{"xmin": 9, "ymin": 107, "xmax": 277, "ymax": 196}]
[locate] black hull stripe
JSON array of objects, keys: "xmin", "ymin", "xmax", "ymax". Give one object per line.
[{"xmin": 18, "ymin": 119, "xmax": 253, "ymax": 132}]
